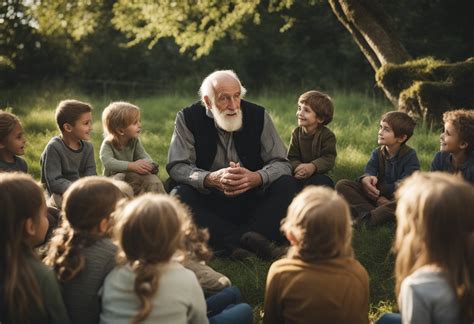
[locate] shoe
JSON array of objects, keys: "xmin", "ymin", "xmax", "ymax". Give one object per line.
[
  {"xmin": 353, "ymin": 212, "xmax": 372, "ymax": 228},
  {"xmin": 240, "ymin": 231, "xmax": 273, "ymax": 261},
  {"xmin": 230, "ymin": 248, "xmax": 255, "ymax": 261}
]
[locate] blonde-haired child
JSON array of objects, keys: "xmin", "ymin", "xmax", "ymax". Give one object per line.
[
  {"xmin": 0, "ymin": 111, "xmax": 27, "ymax": 172},
  {"xmin": 100, "ymin": 193, "xmax": 252, "ymax": 324},
  {"xmin": 100, "ymin": 101, "xmax": 165, "ymax": 196},
  {"xmin": 288, "ymin": 90, "xmax": 337, "ymax": 189},
  {"xmin": 44, "ymin": 176, "xmax": 124, "ymax": 324},
  {"xmin": 378, "ymin": 172, "xmax": 474, "ymax": 324},
  {"xmin": 0, "ymin": 173, "xmax": 70, "ymax": 323},
  {"xmin": 264, "ymin": 186, "xmax": 369, "ymax": 324},
  {"xmin": 431, "ymin": 109, "xmax": 474, "ymax": 184}
]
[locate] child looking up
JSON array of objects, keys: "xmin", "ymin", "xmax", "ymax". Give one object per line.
[
  {"xmin": 0, "ymin": 173, "xmax": 70, "ymax": 324},
  {"xmin": 431, "ymin": 109, "xmax": 474, "ymax": 183},
  {"xmin": 288, "ymin": 90, "xmax": 337, "ymax": 189},
  {"xmin": 0, "ymin": 111, "xmax": 27, "ymax": 172},
  {"xmin": 336, "ymin": 111, "xmax": 420, "ymax": 226},
  {"xmin": 44, "ymin": 176, "xmax": 124, "ymax": 324},
  {"xmin": 40, "ymin": 99, "xmax": 97, "ymax": 208},
  {"xmin": 264, "ymin": 186, "xmax": 369, "ymax": 324},
  {"xmin": 100, "ymin": 101, "xmax": 165, "ymax": 196},
  {"xmin": 378, "ymin": 172, "xmax": 474, "ymax": 324}
]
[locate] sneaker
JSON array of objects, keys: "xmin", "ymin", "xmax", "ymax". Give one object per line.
[{"xmin": 240, "ymin": 231, "xmax": 273, "ymax": 261}]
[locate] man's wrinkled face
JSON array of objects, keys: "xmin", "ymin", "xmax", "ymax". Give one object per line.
[{"xmin": 208, "ymin": 78, "xmax": 243, "ymax": 132}]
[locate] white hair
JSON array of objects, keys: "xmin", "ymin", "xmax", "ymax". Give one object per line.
[{"xmin": 198, "ymin": 70, "xmax": 247, "ymax": 107}]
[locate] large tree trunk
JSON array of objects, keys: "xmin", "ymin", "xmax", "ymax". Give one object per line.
[{"xmin": 328, "ymin": 0, "xmax": 411, "ymax": 106}]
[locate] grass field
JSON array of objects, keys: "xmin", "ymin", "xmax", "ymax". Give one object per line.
[{"xmin": 1, "ymin": 86, "xmax": 440, "ymax": 322}]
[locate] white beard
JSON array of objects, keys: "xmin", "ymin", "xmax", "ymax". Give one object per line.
[{"xmin": 212, "ymin": 108, "xmax": 243, "ymax": 132}]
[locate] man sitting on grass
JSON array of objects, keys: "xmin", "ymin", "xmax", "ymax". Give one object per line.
[{"xmin": 167, "ymin": 70, "xmax": 297, "ymax": 260}]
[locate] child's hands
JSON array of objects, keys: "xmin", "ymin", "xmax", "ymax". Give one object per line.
[
  {"xmin": 294, "ymin": 163, "xmax": 316, "ymax": 179},
  {"xmin": 128, "ymin": 160, "xmax": 154, "ymax": 175},
  {"xmin": 361, "ymin": 176, "xmax": 380, "ymax": 200},
  {"xmin": 376, "ymin": 196, "xmax": 391, "ymax": 206}
]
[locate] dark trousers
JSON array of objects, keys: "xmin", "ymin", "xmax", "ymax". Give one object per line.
[
  {"xmin": 171, "ymin": 175, "xmax": 298, "ymax": 251},
  {"xmin": 296, "ymin": 173, "xmax": 334, "ymax": 191},
  {"xmin": 335, "ymin": 179, "xmax": 396, "ymax": 225}
]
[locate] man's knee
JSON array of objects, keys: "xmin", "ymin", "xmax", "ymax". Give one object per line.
[
  {"xmin": 268, "ymin": 175, "xmax": 298, "ymax": 195},
  {"xmin": 171, "ymin": 184, "xmax": 200, "ymax": 204}
]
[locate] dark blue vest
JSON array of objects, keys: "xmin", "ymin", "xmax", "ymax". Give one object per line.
[{"xmin": 182, "ymin": 100, "xmax": 265, "ymax": 171}]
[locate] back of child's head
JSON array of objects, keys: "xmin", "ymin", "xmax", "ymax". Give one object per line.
[
  {"xmin": 281, "ymin": 186, "xmax": 353, "ymax": 262},
  {"xmin": 102, "ymin": 101, "xmax": 140, "ymax": 145},
  {"xmin": 115, "ymin": 193, "xmax": 185, "ymax": 324},
  {"xmin": 381, "ymin": 111, "xmax": 416, "ymax": 142},
  {"xmin": 55, "ymin": 99, "xmax": 92, "ymax": 132},
  {"xmin": 0, "ymin": 173, "xmax": 46, "ymax": 322},
  {"xmin": 395, "ymin": 172, "xmax": 474, "ymax": 322},
  {"xmin": 298, "ymin": 90, "xmax": 334, "ymax": 125},
  {"xmin": 443, "ymin": 109, "xmax": 474, "ymax": 154},
  {"xmin": 0, "ymin": 110, "xmax": 20, "ymax": 142},
  {"xmin": 44, "ymin": 176, "xmax": 123, "ymax": 283}
]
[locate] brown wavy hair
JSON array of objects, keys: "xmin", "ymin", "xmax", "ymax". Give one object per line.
[
  {"xmin": 0, "ymin": 173, "xmax": 46, "ymax": 323},
  {"xmin": 44, "ymin": 176, "xmax": 123, "ymax": 283},
  {"xmin": 394, "ymin": 172, "xmax": 474, "ymax": 323},
  {"xmin": 0, "ymin": 110, "xmax": 20, "ymax": 142},
  {"xmin": 281, "ymin": 186, "xmax": 353, "ymax": 262},
  {"xmin": 115, "ymin": 193, "xmax": 186, "ymax": 324}
]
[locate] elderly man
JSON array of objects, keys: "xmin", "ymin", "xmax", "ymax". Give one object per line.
[{"xmin": 167, "ymin": 70, "xmax": 297, "ymax": 259}]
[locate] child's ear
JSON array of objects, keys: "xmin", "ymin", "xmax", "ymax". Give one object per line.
[
  {"xmin": 24, "ymin": 218, "xmax": 37, "ymax": 237},
  {"xmin": 0, "ymin": 141, "xmax": 5, "ymax": 149},
  {"xmin": 285, "ymin": 231, "xmax": 298, "ymax": 246},
  {"xmin": 63, "ymin": 123, "xmax": 73, "ymax": 133},
  {"xmin": 98, "ymin": 218, "xmax": 109, "ymax": 234},
  {"xmin": 460, "ymin": 140, "xmax": 468, "ymax": 150},
  {"xmin": 397, "ymin": 134, "xmax": 407, "ymax": 143}
]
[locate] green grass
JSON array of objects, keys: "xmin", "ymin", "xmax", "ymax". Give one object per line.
[{"xmin": 1, "ymin": 87, "xmax": 439, "ymax": 323}]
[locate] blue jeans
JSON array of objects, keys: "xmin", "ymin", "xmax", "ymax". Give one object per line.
[
  {"xmin": 207, "ymin": 286, "xmax": 253, "ymax": 324},
  {"xmin": 377, "ymin": 313, "xmax": 401, "ymax": 324}
]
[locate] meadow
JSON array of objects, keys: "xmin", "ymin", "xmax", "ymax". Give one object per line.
[{"xmin": 2, "ymin": 86, "xmax": 440, "ymax": 322}]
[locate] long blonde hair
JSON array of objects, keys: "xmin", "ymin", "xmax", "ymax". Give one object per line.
[
  {"xmin": 394, "ymin": 172, "xmax": 474, "ymax": 323},
  {"xmin": 44, "ymin": 177, "xmax": 123, "ymax": 283},
  {"xmin": 0, "ymin": 173, "xmax": 46, "ymax": 323},
  {"xmin": 115, "ymin": 193, "xmax": 186, "ymax": 324},
  {"xmin": 101, "ymin": 101, "xmax": 140, "ymax": 148},
  {"xmin": 281, "ymin": 186, "xmax": 353, "ymax": 262}
]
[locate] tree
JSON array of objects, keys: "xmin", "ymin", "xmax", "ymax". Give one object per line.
[{"xmin": 24, "ymin": 0, "xmax": 474, "ymax": 117}]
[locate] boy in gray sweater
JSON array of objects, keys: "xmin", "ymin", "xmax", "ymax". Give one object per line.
[{"xmin": 40, "ymin": 99, "xmax": 97, "ymax": 208}]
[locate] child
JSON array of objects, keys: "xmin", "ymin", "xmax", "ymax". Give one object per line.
[
  {"xmin": 431, "ymin": 109, "xmax": 474, "ymax": 184},
  {"xmin": 100, "ymin": 193, "xmax": 252, "ymax": 324},
  {"xmin": 40, "ymin": 99, "xmax": 97, "ymax": 208},
  {"xmin": 43, "ymin": 176, "xmax": 123, "ymax": 324},
  {"xmin": 377, "ymin": 172, "xmax": 474, "ymax": 324},
  {"xmin": 0, "ymin": 173, "xmax": 70, "ymax": 323},
  {"xmin": 288, "ymin": 90, "xmax": 337, "ymax": 189},
  {"xmin": 100, "ymin": 101, "xmax": 165, "ymax": 196},
  {"xmin": 0, "ymin": 111, "xmax": 28, "ymax": 172},
  {"xmin": 264, "ymin": 186, "xmax": 369, "ymax": 324},
  {"xmin": 335, "ymin": 111, "xmax": 420, "ymax": 226}
]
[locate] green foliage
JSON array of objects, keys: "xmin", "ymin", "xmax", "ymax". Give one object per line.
[
  {"xmin": 3, "ymin": 86, "xmax": 440, "ymax": 323},
  {"xmin": 112, "ymin": 0, "xmax": 261, "ymax": 59},
  {"xmin": 377, "ymin": 57, "xmax": 474, "ymax": 121}
]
